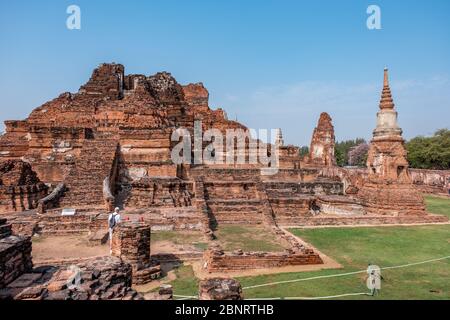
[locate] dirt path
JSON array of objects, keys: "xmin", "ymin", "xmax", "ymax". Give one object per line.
[
  {"xmin": 32, "ymin": 235, "xmax": 109, "ymax": 264},
  {"xmin": 151, "ymin": 240, "xmax": 201, "ymax": 255}
]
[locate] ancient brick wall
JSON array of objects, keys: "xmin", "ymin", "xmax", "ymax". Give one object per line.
[
  {"xmin": 277, "ymin": 213, "xmax": 448, "ymax": 227},
  {"xmin": 122, "ymin": 178, "xmax": 193, "ymax": 209},
  {"xmin": 0, "ymin": 219, "xmax": 33, "ymax": 288},
  {"xmin": 0, "ymin": 160, "xmax": 48, "ymax": 213},
  {"xmin": 2, "ymin": 256, "xmax": 144, "ymax": 300},
  {"xmin": 203, "ymin": 249, "xmax": 323, "ymax": 272},
  {"xmin": 261, "ymin": 168, "xmax": 322, "ymax": 182},
  {"xmin": 37, "ymin": 211, "xmax": 93, "ymax": 235},
  {"xmin": 409, "ymin": 169, "xmax": 450, "ymax": 195},
  {"xmin": 58, "ymin": 139, "xmax": 119, "ymax": 209}
]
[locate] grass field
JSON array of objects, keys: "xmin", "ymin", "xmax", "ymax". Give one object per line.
[
  {"xmin": 214, "ymin": 225, "xmax": 287, "ymax": 252},
  {"xmin": 168, "ymin": 195, "xmax": 450, "ymax": 300}
]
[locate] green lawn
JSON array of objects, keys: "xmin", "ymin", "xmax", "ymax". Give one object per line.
[
  {"xmin": 168, "ymin": 195, "xmax": 450, "ymax": 300},
  {"xmin": 424, "ymin": 195, "xmax": 450, "ymax": 218},
  {"xmin": 214, "ymin": 225, "xmax": 286, "ymax": 252},
  {"xmin": 169, "ymin": 265, "xmax": 200, "ymax": 297},
  {"xmin": 151, "ymin": 231, "xmax": 208, "ymax": 251}
]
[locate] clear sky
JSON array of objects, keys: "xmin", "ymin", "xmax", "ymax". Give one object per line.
[{"xmin": 1, "ymin": 0, "xmax": 449, "ymax": 146}]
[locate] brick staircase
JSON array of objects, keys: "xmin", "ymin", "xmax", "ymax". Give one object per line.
[
  {"xmin": 196, "ymin": 169, "xmax": 270, "ymax": 226},
  {"xmin": 59, "ymin": 139, "xmax": 119, "ymax": 208}
]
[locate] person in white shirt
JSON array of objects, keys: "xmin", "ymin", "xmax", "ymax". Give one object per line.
[{"xmin": 108, "ymin": 207, "xmax": 121, "ymax": 254}]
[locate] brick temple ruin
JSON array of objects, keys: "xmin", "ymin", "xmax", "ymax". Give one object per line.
[{"xmin": 0, "ymin": 63, "xmax": 448, "ymax": 299}]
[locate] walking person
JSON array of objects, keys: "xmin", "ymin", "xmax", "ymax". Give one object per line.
[{"xmin": 108, "ymin": 207, "xmax": 121, "ymax": 254}]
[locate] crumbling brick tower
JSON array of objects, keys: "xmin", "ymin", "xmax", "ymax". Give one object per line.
[
  {"xmin": 306, "ymin": 112, "xmax": 336, "ymax": 167},
  {"xmin": 358, "ymin": 68, "xmax": 426, "ymax": 215}
]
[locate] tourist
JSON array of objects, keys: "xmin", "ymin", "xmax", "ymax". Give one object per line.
[
  {"xmin": 108, "ymin": 207, "xmax": 121, "ymax": 254},
  {"xmin": 366, "ymin": 264, "xmax": 382, "ymax": 296}
]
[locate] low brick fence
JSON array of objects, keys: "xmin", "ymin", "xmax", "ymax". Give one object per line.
[{"xmin": 203, "ymin": 249, "xmax": 323, "ymax": 272}]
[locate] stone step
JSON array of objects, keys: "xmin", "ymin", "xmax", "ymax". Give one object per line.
[{"xmin": 60, "ymin": 138, "xmax": 119, "ymax": 207}]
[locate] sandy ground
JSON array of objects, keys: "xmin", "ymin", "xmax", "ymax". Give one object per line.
[
  {"xmin": 32, "ymin": 235, "xmax": 109, "ymax": 264},
  {"xmin": 151, "ymin": 240, "xmax": 202, "ymax": 255}
]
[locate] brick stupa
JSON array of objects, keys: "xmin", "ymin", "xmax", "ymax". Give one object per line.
[
  {"xmin": 306, "ymin": 112, "xmax": 336, "ymax": 167},
  {"xmin": 358, "ymin": 68, "xmax": 426, "ymax": 215}
]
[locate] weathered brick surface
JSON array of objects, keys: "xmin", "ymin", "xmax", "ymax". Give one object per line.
[
  {"xmin": 277, "ymin": 214, "xmax": 448, "ymax": 227},
  {"xmin": 199, "ymin": 278, "xmax": 243, "ymax": 300},
  {"xmin": 123, "ymin": 177, "xmax": 193, "ymax": 209},
  {"xmin": 58, "ymin": 139, "xmax": 119, "ymax": 208},
  {"xmin": 304, "ymin": 112, "xmax": 336, "ymax": 167},
  {"xmin": 0, "ymin": 228, "xmax": 32, "ymax": 288},
  {"xmin": 2, "ymin": 256, "xmax": 144, "ymax": 300},
  {"xmin": 203, "ymin": 248, "xmax": 323, "ymax": 272},
  {"xmin": 111, "ymin": 222, "xmax": 161, "ymax": 284},
  {"xmin": 0, "ymin": 160, "xmax": 48, "ymax": 213},
  {"xmin": 409, "ymin": 169, "xmax": 450, "ymax": 195}
]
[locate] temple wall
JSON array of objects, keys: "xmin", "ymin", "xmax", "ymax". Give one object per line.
[
  {"xmin": 121, "ymin": 178, "xmax": 193, "ymax": 209},
  {"xmin": 203, "ymin": 249, "xmax": 323, "ymax": 272},
  {"xmin": 0, "ymin": 184, "xmax": 48, "ymax": 214},
  {"xmin": 204, "ymin": 181, "xmax": 258, "ymax": 200},
  {"xmin": 409, "ymin": 169, "xmax": 450, "ymax": 195},
  {"xmin": 0, "ymin": 218, "xmax": 33, "ymax": 288},
  {"xmin": 320, "ymin": 167, "xmax": 450, "ymax": 196}
]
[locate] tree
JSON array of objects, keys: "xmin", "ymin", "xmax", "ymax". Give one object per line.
[
  {"xmin": 299, "ymin": 146, "xmax": 309, "ymax": 158},
  {"xmin": 334, "ymin": 138, "xmax": 366, "ymax": 167},
  {"xmin": 406, "ymin": 129, "xmax": 450, "ymax": 170},
  {"xmin": 348, "ymin": 143, "xmax": 369, "ymax": 167}
]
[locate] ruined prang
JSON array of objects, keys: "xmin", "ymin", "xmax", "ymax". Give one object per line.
[{"xmin": 306, "ymin": 112, "xmax": 336, "ymax": 167}]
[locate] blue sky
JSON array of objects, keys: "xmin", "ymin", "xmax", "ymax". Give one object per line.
[{"xmin": 0, "ymin": 0, "xmax": 449, "ymax": 146}]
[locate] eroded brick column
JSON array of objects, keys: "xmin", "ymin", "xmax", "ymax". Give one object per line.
[{"xmin": 111, "ymin": 222, "xmax": 161, "ymax": 284}]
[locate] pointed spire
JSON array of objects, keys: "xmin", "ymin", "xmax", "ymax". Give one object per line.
[
  {"xmin": 379, "ymin": 67, "xmax": 395, "ymax": 110},
  {"xmin": 275, "ymin": 128, "xmax": 284, "ymax": 146},
  {"xmin": 383, "ymin": 67, "xmax": 389, "ymax": 86}
]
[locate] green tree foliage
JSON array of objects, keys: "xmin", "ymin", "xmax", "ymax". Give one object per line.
[
  {"xmin": 299, "ymin": 146, "xmax": 309, "ymax": 158},
  {"xmin": 334, "ymin": 138, "xmax": 366, "ymax": 167},
  {"xmin": 406, "ymin": 129, "xmax": 450, "ymax": 170}
]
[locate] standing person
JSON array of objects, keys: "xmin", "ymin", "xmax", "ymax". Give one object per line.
[
  {"xmin": 108, "ymin": 207, "xmax": 121, "ymax": 254},
  {"xmin": 366, "ymin": 264, "xmax": 382, "ymax": 296}
]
